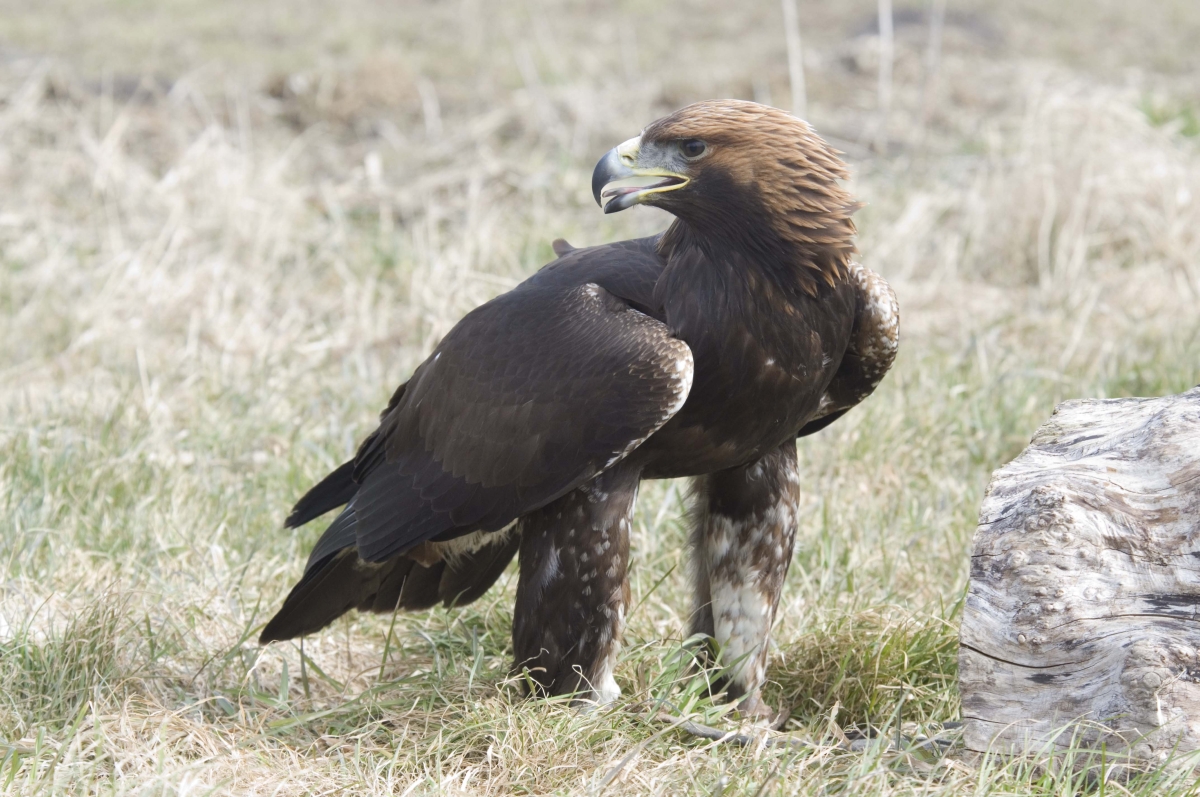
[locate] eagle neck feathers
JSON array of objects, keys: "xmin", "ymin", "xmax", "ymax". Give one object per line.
[{"xmin": 656, "ymin": 210, "xmax": 854, "ymax": 302}]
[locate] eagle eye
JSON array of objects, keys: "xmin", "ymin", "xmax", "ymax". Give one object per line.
[{"xmin": 680, "ymin": 139, "xmax": 707, "ymax": 160}]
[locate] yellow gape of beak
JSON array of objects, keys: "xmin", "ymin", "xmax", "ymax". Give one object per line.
[{"xmin": 591, "ymin": 136, "xmax": 689, "ymax": 213}]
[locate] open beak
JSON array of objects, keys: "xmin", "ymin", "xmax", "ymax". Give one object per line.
[{"xmin": 591, "ymin": 136, "xmax": 689, "ymax": 214}]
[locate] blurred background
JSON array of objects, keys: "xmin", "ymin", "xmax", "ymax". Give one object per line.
[{"xmin": 2, "ymin": 1, "xmax": 1199, "ymax": 794}]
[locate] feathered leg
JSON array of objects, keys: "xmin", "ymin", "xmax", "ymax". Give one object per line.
[
  {"xmin": 512, "ymin": 463, "xmax": 640, "ymax": 704},
  {"xmin": 689, "ymin": 441, "xmax": 800, "ymax": 718}
]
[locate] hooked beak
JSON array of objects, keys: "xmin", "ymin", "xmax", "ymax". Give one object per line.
[{"xmin": 591, "ymin": 136, "xmax": 689, "ymax": 214}]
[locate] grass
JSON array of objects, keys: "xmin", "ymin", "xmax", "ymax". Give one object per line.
[{"xmin": 2, "ymin": 0, "xmax": 1200, "ymax": 793}]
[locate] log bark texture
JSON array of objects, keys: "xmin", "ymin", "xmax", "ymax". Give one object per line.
[{"xmin": 960, "ymin": 387, "xmax": 1200, "ymax": 761}]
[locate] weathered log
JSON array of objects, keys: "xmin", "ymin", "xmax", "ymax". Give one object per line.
[{"xmin": 959, "ymin": 386, "xmax": 1200, "ymax": 763}]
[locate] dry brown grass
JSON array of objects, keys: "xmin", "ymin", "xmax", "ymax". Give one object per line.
[{"xmin": 2, "ymin": 1, "xmax": 1200, "ymax": 794}]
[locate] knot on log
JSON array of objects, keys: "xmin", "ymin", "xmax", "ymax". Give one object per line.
[{"xmin": 960, "ymin": 387, "xmax": 1200, "ymax": 764}]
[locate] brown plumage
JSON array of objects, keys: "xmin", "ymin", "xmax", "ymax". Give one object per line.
[{"xmin": 261, "ymin": 100, "xmax": 899, "ymax": 717}]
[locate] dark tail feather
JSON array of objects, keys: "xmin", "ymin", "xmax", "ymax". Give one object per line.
[
  {"xmin": 287, "ymin": 460, "xmax": 358, "ymax": 528},
  {"xmin": 259, "ymin": 531, "xmax": 521, "ymax": 644},
  {"xmin": 438, "ymin": 531, "xmax": 520, "ymax": 607},
  {"xmin": 259, "ymin": 549, "xmax": 396, "ymax": 642},
  {"xmin": 371, "ymin": 531, "xmax": 522, "ymax": 612}
]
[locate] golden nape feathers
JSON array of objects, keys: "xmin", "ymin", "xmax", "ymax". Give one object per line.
[{"xmin": 644, "ymin": 100, "xmax": 860, "ymax": 295}]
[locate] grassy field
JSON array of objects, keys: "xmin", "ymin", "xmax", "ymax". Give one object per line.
[{"xmin": 2, "ymin": 0, "xmax": 1200, "ymax": 793}]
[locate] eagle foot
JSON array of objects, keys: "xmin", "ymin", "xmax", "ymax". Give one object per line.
[{"xmin": 734, "ymin": 695, "xmax": 790, "ymax": 729}]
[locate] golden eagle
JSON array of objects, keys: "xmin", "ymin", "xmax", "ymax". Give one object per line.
[{"xmin": 261, "ymin": 100, "xmax": 898, "ymax": 718}]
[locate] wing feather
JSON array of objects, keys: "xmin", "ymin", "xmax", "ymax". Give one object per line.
[
  {"xmin": 799, "ymin": 261, "xmax": 898, "ymax": 435},
  {"xmin": 346, "ymin": 281, "xmax": 691, "ymax": 563}
]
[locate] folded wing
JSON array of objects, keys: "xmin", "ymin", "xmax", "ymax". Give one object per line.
[
  {"xmin": 798, "ymin": 262, "xmax": 899, "ymax": 437},
  {"xmin": 261, "ymin": 280, "xmax": 692, "ymax": 642}
]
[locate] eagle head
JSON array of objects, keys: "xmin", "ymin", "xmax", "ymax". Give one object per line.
[{"xmin": 592, "ymin": 100, "xmax": 858, "ymax": 269}]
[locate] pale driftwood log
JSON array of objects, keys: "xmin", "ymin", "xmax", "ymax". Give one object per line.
[{"xmin": 960, "ymin": 387, "xmax": 1200, "ymax": 762}]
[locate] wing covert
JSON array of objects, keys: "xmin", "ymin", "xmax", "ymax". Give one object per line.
[
  {"xmin": 800, "ymin": 261, "xmax": 899, "ymax": 435},
  {"xmin": 351, "ymin": 281, "xmax": 692, "ymax": 562}
]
